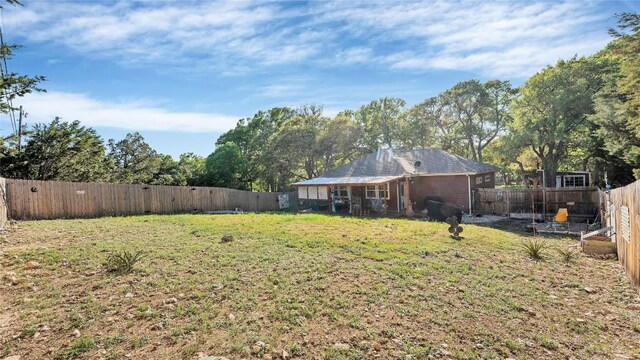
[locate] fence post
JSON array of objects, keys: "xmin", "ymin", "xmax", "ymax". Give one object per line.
[
  {"xmin": 542, "ymin": 188, "xmax": 547, "ymax": 220},
  {"xmin": 506, "ymin": 189, "xmax": 510, "ymax": 216}
]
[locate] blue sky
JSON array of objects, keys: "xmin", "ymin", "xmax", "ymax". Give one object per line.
[{"xmin": 2, "ymin": 0, "xmax": 638, "ymax": 158}]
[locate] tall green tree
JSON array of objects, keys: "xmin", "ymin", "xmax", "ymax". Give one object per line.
[
  {"xmin": 203, "ymin": 142, "xmax": 248, "ymax": 189},
  {"xmin": 589, "ymin": 13, "xmax": 640, "ymax": 181},
  {"xmin": 510, "ymin": 57, "xmax": 603, "ymax": 187},
  {"xmin": 106, "ymin": 132, "xmax": 163, "ymax": 184},
  {"xmin": 11, "ymin": 118, "xmax": 108, "ymax": 181},
  {"xmin": 0, "ymin": 1, "xmax": 46, "ymax": 156},
  {"xmin": 439, "ymin": 80, "xmax": 516, "ymax": 162},
  {"xmin": 215, "ymin": 107, "xmax": 295, "ymax": 191},
  {"xmin": 354, "ymin": 97, "xmax": 406, "ymax": 151},
  {"xmin": 176, "ymin": 152, "xmax": 206, "ymax": 186}
]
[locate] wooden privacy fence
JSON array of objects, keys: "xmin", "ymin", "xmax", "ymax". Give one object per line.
[
  {"xmin": 0, "ymin": 178, "xmax": 296, "ymax": 222},
  {"xmin": 605, "ymin": 180, "xmax": 640, "ymax": 289},
  {"xmin": 473, "ymin": 187, "xmax": 600, "ymax": 218}
]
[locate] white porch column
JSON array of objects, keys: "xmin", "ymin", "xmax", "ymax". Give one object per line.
[
  {"xmin": 467, "ymin": 175, "xmax": 472, "ymax": 215},
  {"xmin": 404, "ymin": 177, "xmax": 414, "ymax": 218}
]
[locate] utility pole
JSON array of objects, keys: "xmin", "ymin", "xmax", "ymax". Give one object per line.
[{"xmin": 17, "ymin": 105, "xmax": 24, "ymax": 151}]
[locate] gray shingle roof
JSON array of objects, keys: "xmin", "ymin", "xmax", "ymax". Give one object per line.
[{"xmin": 320, "ymin": 148, "xmax": 499, "ymax": 178}]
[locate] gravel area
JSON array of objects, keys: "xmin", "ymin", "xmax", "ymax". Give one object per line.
[{"xmin": 462, "ymin": 214, "xmax": 508, "ymax": 223}]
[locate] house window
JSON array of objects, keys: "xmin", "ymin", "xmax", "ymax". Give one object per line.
[
  {"xmin": 332, "ymin": 186, "xmax": 349, "ymax": 200},
  {"xmin": 563, "ymin": 175, "xmax": 585, "ymax": 187},
  {"xmin": 365, "ymin": 184, "xmax": 389, "ymax": 199},
  {"xmin": 308, "ymin": 186, "xmax": 318, "ymax": 199},
  {"xmin": 366, "ymin": 186, "xmax": 377, "ymax": 199},
  {"xmin": 298, "ymin": 187, "xmax": 307, "ymax": 199},
  {"xmin": 318, "ymin": 186, "xmax": 328, "ymax": 200},
  {"xmin": 476, "ymin": 176, "xmax": 483, "ymax": 185}
]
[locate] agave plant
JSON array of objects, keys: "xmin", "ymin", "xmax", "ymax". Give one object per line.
[
  {"xmin": 104, "ymin": 249, "xmax": 146, "ymax": 274},
  {"xmin": 522, "ymin": 238, "xmax": 547, "ymax": 260},
  {"xmin": 557, "ymin": 246, "xmax": 579, "ymax": 263}
]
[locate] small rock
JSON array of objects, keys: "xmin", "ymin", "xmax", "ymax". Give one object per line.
[
  {"xmin": 72, "ymin": 329, "xmax": 81, "ymax": 337},
  {"xmin": 2, "ymin": 356, "xmax": 21, "ymax": 360},
  {"xmin": 575, "ymin": 318, "xmax": 586, "ymax": 323},
  {"xmin": 440, "ymin": 349, "xmax": 452, "ymax": 356},
  {"xmin": 125, "ymin": 292, "xmax": 134, "ymax": 298},
  {"xmin": 164, "ymin": 297, "xmax": 178, "ymax": 304},
  {"xmin": 221, "ymin": 234, "xmax": 234, "ymax": 243},
  {"xmin": 212, "ymin": 283, "xmax": 224, "ymax": 291},
  {"xmin": 373, "ymin": 342, "xmax": 382, "ymax": 351},
  {"xmin": 261, "ymin": 355, "xmax": 272, "ymax": 360},
  {"xmin": 41, "ymin": 325, "xmax": 50, "ymax": 331},
  {"xmin": 150, "ymin": 323, "xmax": 164, "ymax": 331},
  {"xmin": 251, "ymin": 345, "xmax": 262, "ymax": 354},
  {"xmin": 334, "ymin": 343, "xmax": 350, "ymax": 351},
  {"xmin": 24, "ymin": 261, "xmax": 41, "ymax": 269},
  {"xmin": 125, "ymin": 313, "xmax": 134, "ymax": 319},
  {"xmin": 281, "ymin": 349, "xmax": 290, "ymax": 359},
  {"xmin": 84, "ymin": 271, "xmax": 96, "ymax": 277},
  {"xmin": 627, "ymin": 303, "xmax": 640, "ymax": 310},
  {"xmin": 228, "ymin": 313, "xmax": 236, "ymax": 321},
  {"xmin": 584, "ymin": 287, "xmax": 596, "ymax": 294}
]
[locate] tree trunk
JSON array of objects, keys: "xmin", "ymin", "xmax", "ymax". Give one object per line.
[{"xmin": 542, "ymin": 156, "xmax": 559, "ymax": 188}]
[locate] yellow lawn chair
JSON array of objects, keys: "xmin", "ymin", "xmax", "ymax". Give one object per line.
[{"xmin": 552, "ymin": 208, "xmax": 569, "ymax": 231}]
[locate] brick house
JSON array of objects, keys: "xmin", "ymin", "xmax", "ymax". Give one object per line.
[{"xmin": 293, "ymin": 148, "xmax": 498, "ymax": 216}]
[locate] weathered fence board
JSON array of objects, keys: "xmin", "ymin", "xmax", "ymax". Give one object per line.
[
  {"xmin": 0, "ymin": 178, "xmax": 7, "ymax": 229},
  {"xmin": 473, "ymin": 187, "xmax": 599, "ymax": 218},
  {"xmin": 3, "ymin": 178, "xmax": 296, "ymax": 220},
  {"xmin": 606, "ymin": 180, "xmax": 640, "ymax": 289}
]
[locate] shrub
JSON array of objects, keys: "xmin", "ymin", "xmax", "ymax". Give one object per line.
[
  {"xmin": 522, "ymin": 238, "xmax": 547, "ymax": 260},
  {"xmin": 104, "ymin": 249, "xmax": 146, "ymax": 274}
]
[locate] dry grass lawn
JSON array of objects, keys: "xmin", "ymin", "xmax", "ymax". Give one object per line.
[{"xmin": 1, "ymin": 213, "xmax": 639, "ymax": 359}]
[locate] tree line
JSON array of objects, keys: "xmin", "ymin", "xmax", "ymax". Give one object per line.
[{"xmin": 1, "ymin": 10, "xmax": 639, "ymax": 191}]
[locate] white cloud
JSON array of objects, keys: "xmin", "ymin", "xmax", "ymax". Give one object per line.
[
  {"xmin": 19, "ymin": 91, "xmax": 239, "ymax": 133},
  {"xmin": 10, "ymin": 1, "xmax": 323, "ymax": 72},
  {"xmin": 7, "ymin": 0, "xmax": 615, "ymax": 78},
  {"xmin": 335, "ymin": 47, "xmax": 375, "ymax": 64},
  {"xmin": 316, "ymin": 1, "xmax": 611, "ymax": 77}
]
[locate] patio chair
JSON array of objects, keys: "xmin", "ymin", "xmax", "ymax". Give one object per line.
[
  {"xmin": 370, "ymin": 198, "xmax": 387, "ymax": 214},
  {"xmin": 552, "ymin": 208, "xmax": 569, "ymax": 231}
]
